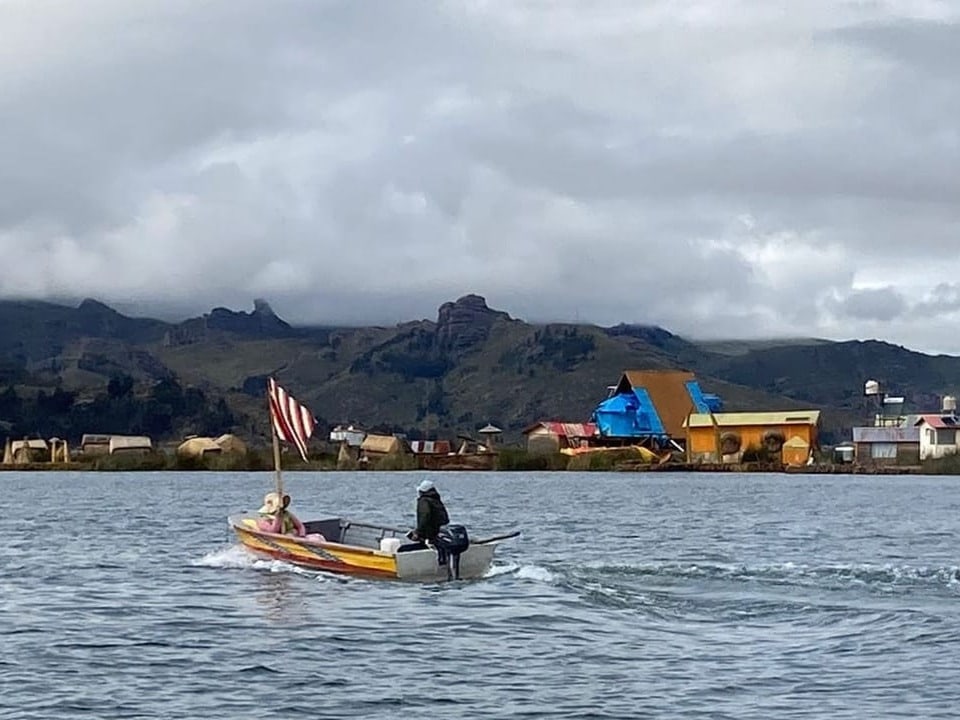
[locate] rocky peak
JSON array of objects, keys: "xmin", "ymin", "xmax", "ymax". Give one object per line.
[
  {"xmin": 165, "ymin": 300, "xmax": 295, "ymax": 345},
  {"xmin": 77, "ymin": 298, "xmax": 117, "ymax": 315},
  {"xmin": 252, "ymin": 298, "xmax": 275, "ymax": 317},
  {"xmin": 604, "ymin": 323, "xmax": 678, "ymax": 347},
  {"xmin": 436, "ymin": 294, "xmax": 511, "ymax": 353},
  {"xmin": 75, "ymin": 298, "xmax": 125, "ymax": 336},
  {"xmin": 206, "ymin": 300, "xmax": 294, "ymax": 338}
]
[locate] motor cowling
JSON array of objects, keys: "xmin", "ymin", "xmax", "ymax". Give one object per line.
[{"xmin": 436, "ymin": 524, "xmax": 470, "ymax": 554}]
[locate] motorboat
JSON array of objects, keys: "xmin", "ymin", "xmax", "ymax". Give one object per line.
[{"xmin": 229, "ymin": 513, "xmax": 519, "ymax": 581}]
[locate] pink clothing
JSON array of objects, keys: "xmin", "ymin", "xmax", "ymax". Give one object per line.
[{"xmin": 256, "ymin": 511, "xmax": 305, "ymax": 537}]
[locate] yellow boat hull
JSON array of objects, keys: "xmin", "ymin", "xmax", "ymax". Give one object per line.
[
  {"xmin": 228, "ymin": 514, "xmax": 517, "ymax": 582},
  {"xmin": 231, "ymin": 517, "xmax": 399, "ymax": 579}
]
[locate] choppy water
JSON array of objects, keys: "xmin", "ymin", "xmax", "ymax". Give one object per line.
[{"xmin": 1, "ymin": 471, "xmax": 958, "ymax": 719}]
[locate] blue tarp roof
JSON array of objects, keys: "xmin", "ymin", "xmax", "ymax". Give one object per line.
[
  {"xmin": 592, "ymin": 389, "xmax": 668, "ymax": 438},
  {"xmin": 591, "ymin": 376, "xmax": 723, "ymax": 439},
  {"xmin": 684, "ymin": 380, "xmax": 710, "ymax": 414},
  {"xmin": 702, "ymin": 393, "xmax": 723, "ymax": 413}
]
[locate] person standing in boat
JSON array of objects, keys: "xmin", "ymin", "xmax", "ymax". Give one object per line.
[
  {"xmin": 408, "ymin": 479, "xmax": 449, "ymax": 545},
  {"xmin": 256, "ymin": 492, "xmax": 306, "ymax": 537}
]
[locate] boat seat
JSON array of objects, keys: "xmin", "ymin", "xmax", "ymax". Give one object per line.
[
  {"xmin": 340, "ymin": 522, "xmax": 406, "ymax": 550},
  {"xmin": 302, "ymin": 518, "xmax": 344, "ymax": 543},
  {"xmin": 397, "ymin": 542, "xmax": 427, "ymax": 553}
]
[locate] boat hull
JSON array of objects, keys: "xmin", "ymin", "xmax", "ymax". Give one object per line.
[{"xmin": 228, "ymin": 514, "xmax": 511, "ymax": 582}]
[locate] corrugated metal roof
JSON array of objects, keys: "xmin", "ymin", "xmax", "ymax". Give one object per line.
[
  {"xmin": 562, "ymin": 422, "xmax": 597, "ymax": 438},
  {"xmin": 684, "ymin": 411, "xmax": 821, "ymax": 428},
  {"xmin": 852, "ymin": 426, "xmax": 920, "ymax": 443},
  {"xmin": 522, "ymin": 422, "xmax": 597, "ymax": 438},
  {"xmin": 617, "ymin": 370, "xmax": 699, "ymax": 439},
  {"xmin": 409, "ymin": 440, "xmax": 452, "ymax": 455},
  {"xmin": 913, "ymin": 414, "xmax": 959, "ymax": 429}
]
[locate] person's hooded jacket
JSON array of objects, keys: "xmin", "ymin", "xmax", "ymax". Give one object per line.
[{"xmin": 416, "ymin": 487, "xmax": 449, "ymax": 542}]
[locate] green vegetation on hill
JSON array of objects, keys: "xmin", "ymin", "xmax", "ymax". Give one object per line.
[
  {"xmin": 0, "ymin": 374, "xmax": 236, "ymax": 443},
  {"xmin": 1, "ymin": 294, "xmax": 957, "ymax": 449}
]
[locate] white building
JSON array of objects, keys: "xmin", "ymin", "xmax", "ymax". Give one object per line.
[
  {"xmin": 329, "ymin": 425, "xmax": 365, "ymax": 448},
  {"xmin": 914, "ymin": 414, "xmax": 960, "ymax": 460}
]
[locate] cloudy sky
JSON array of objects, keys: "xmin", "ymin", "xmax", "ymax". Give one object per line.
[{"xmin": 1, "ymin": 1, "xmax": 959, "ymax": 353}]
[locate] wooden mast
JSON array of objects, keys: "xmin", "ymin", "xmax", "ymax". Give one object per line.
[{"xmin": 268, "ymin": 387, "xmax": 283, "ymax": 501}]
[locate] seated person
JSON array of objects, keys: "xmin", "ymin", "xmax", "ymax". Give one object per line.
[{"xmin": 256, "ymin": 492, "xmax": 306, "ymax": 537}]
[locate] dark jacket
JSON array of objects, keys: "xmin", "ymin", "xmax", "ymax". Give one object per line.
[{"xmin": 416, "ymin": 489, "xmax": 449, "ymax": 542}]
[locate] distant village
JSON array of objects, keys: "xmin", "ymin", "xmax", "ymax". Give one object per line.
[{"xmin": 2, "ymin": 368, "xmax": 957, "ymax": 472}]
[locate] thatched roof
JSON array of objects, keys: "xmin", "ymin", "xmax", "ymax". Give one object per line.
[
  {"xmin": 177, "ymin": 437, "xmax": 223, "ymax": 458},
  {"xmin": 109, "ymin": 436, "xmax": 152, "ymax": 453},
  {"xmin": 3, "ymin": 439, "xmax": 49, "ymax": 464},
  {"xmin": 361, "ymin": 434, "xmax": 404, "ymax": 455},
  {"xmin": 215, "ymin": 434, "xmax": 247, "ymax": 454},
  {"xmin": 12, "ymin": 439, "xmax": 48, "ymax": 451}
]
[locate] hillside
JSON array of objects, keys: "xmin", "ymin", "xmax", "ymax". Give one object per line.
[{"xmin": 1, "ymin": 293, "xmax": 956, "ymax": 446}]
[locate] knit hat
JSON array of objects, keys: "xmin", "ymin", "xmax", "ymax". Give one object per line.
[{"xmin": 417, "ymin": 479, "xmax": 435, "ymax": 494}]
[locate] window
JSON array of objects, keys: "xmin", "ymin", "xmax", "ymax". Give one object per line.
[{"xmin": 871, "ymin": 443, "xmax": 897, "ymax": 459}]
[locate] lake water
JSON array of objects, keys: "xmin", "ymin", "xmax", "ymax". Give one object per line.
[{"xmin": 1, "ymin": 470, "xmax": 958, "ymax": 719}]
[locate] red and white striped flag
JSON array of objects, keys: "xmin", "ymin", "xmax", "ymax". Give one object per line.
[{"xmin": 267, "ymin": 377, "xmax": 316, "ymax": 462}]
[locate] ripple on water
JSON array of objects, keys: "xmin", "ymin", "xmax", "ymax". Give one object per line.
[{"xmin": 2, "ymin": 471, "xmax": 960, "ymax": 719}]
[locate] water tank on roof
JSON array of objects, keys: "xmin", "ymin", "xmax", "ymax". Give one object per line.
[
  {"xmin": 864, "ymin": 379, "xmax": 880, "ymax": 396},
  {"xmin": 943, "ymin": 395, "xmax": 957, "ymax": 414}
]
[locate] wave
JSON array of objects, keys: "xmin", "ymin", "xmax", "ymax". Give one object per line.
[
  {"xmin": 192, "ymin": 544, "xmax": 336, "ymax": 581},
  {"xmin": 194, "ymin": 546, "xmax": 554, "ymax": 587},
  {"xmin": 193, "ymin": 544, "xmax": 260, "ymax": 569},
  {"xmin": 573, "ymin": 560, "xmax": 960, "ymax": 592},
  {"xmin": 484, "ymin": 562, "xmax": 557, "ymax": 583}
]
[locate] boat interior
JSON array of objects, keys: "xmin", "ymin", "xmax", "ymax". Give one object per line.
[{"xmin": 301, "ymin": 518, "xmax": 410, "ymax": 550}]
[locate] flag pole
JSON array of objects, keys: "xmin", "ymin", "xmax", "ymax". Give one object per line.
[{"xmin": 268, "ymin": 383, "xmax": 283, "ymax": 501}]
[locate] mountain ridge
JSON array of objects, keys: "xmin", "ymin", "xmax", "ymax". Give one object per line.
[
  {"xmin": 2, "ymin": 293, "xmax": 949, "ymax": 358},
  {"xmin": 0, "ymin": 294, "xmax": 954, "ymax": 446}
]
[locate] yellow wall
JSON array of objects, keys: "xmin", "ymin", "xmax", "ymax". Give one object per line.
[{"xmin": 688, "ymin": 423, "xmax": 817, "ymax": 465}]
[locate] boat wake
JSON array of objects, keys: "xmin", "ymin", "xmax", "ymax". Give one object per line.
[
  {"xmin": 484, "ymin": 562, "xmax": 558, "ymax": 583},
  {"xmin": 192, "ymin": 544, "xmax": 325, "ymax": 579},
  {"xmin": 193, "ymin": 545, "xmax": 260, "ymax": 569},
  {"xmin": 573, "ymin": 560, "xmax": 960, "ymax": 592}
]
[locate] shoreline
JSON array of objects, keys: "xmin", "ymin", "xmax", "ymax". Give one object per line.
[{"xmin": 0, "ymin": 460, "xmax": 936, "ymax": 475}]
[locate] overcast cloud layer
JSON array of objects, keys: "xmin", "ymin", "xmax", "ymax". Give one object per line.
[{"xmin": 1, "ymin": 0, "xmax": 959, "ymax": 353}]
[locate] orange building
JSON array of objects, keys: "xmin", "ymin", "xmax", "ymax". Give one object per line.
[
  {"xmin": 602, "ymin": 369, "xmax": 721, "ymax": 444},
  {"xmin": 683, "ymin": 411, "xmax": 821, "ymax": 466}
]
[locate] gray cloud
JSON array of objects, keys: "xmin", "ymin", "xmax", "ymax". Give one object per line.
[
  {"xmin": 826, "ymin": 287, "xmax": 909, "ymax": 322},
  {"xmin": 2, "ymin": 0, "xmax": 960, "ymax": 351}
]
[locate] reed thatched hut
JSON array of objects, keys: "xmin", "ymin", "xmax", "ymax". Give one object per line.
[
  {"xmin": 3, "ymin": 438, "xmax": 48, "ymax": 464},
  {"xmin": 360, "ymin": 434, "xmax": 405, "ymax": 458},
  {"xmin": 177, "ymin": 437, "xmax": 223, "ymax": 459},
  {"xmin": 215, "ymin": 433, "xmax": 247, "ymax": 455}
]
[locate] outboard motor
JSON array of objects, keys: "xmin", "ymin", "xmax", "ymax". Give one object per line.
[{"xmin": 434, "ymin": 524, "xmax": 470, "ymax": 580}]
